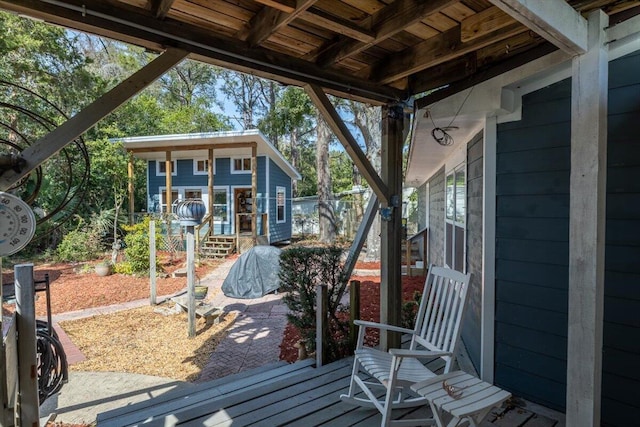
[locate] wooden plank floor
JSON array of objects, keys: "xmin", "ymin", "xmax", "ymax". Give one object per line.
[{"xmin": 97, "ymin": 356, "xmax": 563, "ymax": 427}]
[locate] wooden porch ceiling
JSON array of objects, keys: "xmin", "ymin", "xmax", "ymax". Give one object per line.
[{"xmin": 1, "ymin": 0, "xmax": 639, "ymax": 105}]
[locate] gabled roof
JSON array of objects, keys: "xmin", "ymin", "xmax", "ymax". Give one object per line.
[{"xmin": 120, "ymin": 129, "xmax": 301, "ymax": 180}]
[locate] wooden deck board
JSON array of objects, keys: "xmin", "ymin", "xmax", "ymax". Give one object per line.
[
  {"xmin": 98, "ymin": 359, "xmax": 316, "ymax": 426},
  {"xmin": 97, "ymin": 351, "xmax": 562, "ymax": 427}
]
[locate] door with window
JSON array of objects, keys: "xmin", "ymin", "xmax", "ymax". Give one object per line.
[{"xmin": 445, "ymin": 165, "xmax": 466, "ymax": 273}]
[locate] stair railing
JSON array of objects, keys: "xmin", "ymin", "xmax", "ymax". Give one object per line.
[{"xmin": 195, "ymin": 212, "xmax": 212, "ymax": 251}]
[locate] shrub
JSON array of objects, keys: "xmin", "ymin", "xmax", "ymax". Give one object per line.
[
  {"xmin": 56, "ymin": 228, "xmax": 102, "ymax": 262},
  {"xmin": 401, "ymin": 290, "xmax": 423, "ymax": 330},
  {"xmin": 121, "ymin": 217, "xmax": 161, "ymax": 274},
  {"xmin": 113, "ymin": 261, "xmax": 134, "ymax": 275},
  {"xmin": 279, "ymin": 246, "xmax": 350, "ymax": 363}
]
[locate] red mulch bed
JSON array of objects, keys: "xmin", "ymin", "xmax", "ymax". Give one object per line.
[
  {"xmin": 279, "ymin": 273, "xmax": 426, "ymax": 362},
  {"xmin": 2, "ymin": 252, "xmax": 220, "ymax": 317}
]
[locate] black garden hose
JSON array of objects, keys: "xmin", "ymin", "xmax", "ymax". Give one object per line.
[{"xmin": 36, "ymin": 320, "xmax": 68, "ymax": 404}]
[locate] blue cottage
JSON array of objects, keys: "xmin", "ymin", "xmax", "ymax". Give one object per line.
[{"xmin": 122, "ymin": 130, "xmax": 300, "ymax": 253}]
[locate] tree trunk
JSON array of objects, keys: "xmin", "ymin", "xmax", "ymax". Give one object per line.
[
  {"xmin": 290, "ymin": 132, "xmax": 300, "ymax": 197},
  {"xmin": 316, "ymin": 117, "xmax": 336, "ymax": 243},
  {"xmin": 353, "ymin": 104, "xmax": 382, "ymax": 262}
]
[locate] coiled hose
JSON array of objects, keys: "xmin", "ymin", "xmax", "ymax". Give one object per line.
[{"xmin": 36, "ymin": 320, "xmax": 68, "ymax": 404}]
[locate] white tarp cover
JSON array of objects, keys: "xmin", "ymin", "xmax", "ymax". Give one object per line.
[{"xmin": 222, "ymin": 245, "xmax": 282, "ymax": 298}]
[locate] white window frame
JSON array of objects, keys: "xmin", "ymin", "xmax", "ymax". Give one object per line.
[
  {"xmin": 230, "ymin": 157, "xmax": 252, "ymax": 174},
  {"xmin": 211, "ymin": 186, "xmax": 230, "ymax": 224},
  {"xmin": 184, "ymin": 188, "xmax": 202, "ymax": 200},
  {"xmin": 193, "ymin": 158, "xmax": 214, "ymax": 175},
  {"xmin": 156, "ymin": 159, "xmax": 177, "ymax": 176},
  {"xmin": 444, "ymin": 162, "xmax": 466, "ymax": 273},
  {"xmin": 276, "ymin": 186, "xmax": 286, "ymax": 224},
  {"xmin": 158, "ymin": 188, "xmax": 180, "ymax": 213}
]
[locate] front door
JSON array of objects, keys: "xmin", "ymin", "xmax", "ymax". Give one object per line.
[{"xmin": 234, "ymin": 188, "xmax": 252, "ymax": 233}]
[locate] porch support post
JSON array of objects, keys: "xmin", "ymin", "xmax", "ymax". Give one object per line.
[
  {"xmin": 379, "ymin": 104, "xmax": 405, "ymax": 350},
  {"xmin": 567, "ymin": 10, "xmax": 608, "ymax": 426},
  {"xmin": 0, "ymin": 48, "xmax": 188, "ymax": 191},
  {"xmin": 165, "ymin": 151, "xmax": 173, "ymax": 214},
  {"xmin": 128, "ymin": 152, "xmax": 135, "ymax": 225},
  {"xmin": 208, "ymin": 148, "xmax": 214, "ymax": 235},
  {"xmin": 481, "ymin": 115, "xmax": 497, "ymax": 383},
  {"xmin": 251, "ymin": 142, "xmax": 257, "ymax": 245}
]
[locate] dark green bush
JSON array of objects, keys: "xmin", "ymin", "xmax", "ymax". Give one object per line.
[
  {"xmin": 279, "ymin": 246, "xmax": 350, "ymax": 362},
  {"xmin": 56, "ymin": 228, "xmax": 102, "ymax": 262}
]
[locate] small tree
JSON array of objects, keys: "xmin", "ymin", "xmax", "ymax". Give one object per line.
[
  {"xmin": 279, "ymin": 246, "xmax": 350, "ymax": 362},
  {"xmin": 119, "ymin": 217, "xmax": 161, "ymax": 274}
]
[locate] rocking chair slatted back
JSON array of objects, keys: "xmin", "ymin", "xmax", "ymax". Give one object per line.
[{"xmin": 412, "ymin": 266, "xmax": 471, "ymax": 365}]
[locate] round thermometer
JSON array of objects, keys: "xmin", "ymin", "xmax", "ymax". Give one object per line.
[{"xmin": 0, "ymin": 192, "xmax": 36, "ymax": 256}]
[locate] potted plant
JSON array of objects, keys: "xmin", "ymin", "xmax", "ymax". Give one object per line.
[{"xmin": 94, "ymin": 260, "xmax": 113, "ymax": 277}]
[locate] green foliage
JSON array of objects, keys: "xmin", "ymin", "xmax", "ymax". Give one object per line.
[
  {"xmin": 56, "ymin": 227, "xmax": 102, "ymax": 262},
  {"xmin": 278, "ymin": 246, "xmax": 350, "ymax": 362},
  {"xmin": 113, "ymin": 261, "xmax": 134, "ymax": 275},
  {"xmin": 121, "ymin": 217, "xmax": 161, "ymax": 274},
  {"xmin": 401, "ymin": 290, "xmax": 423, "ymax": 330}
]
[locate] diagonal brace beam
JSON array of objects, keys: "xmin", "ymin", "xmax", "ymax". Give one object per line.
[
  {"xmin": 0, "ymin": 47, "xmax": 189, "ymax": 191},
  {"xmin": 343, "ymin": 193, "xmax": 378, "ymax": 279},
  {"xmin": 305, "ymin": 84, "xmax": 389, "ymax": 205}
]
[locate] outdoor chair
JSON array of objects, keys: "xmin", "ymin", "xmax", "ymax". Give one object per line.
[{"xmin": 340, "ymin": 265, "xmax": 472, "ymax": 426}]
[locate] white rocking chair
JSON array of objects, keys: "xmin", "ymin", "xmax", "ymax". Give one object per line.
[{"xmin": 340, "ymin": 266, "xmax": 472, "ymax": 426}]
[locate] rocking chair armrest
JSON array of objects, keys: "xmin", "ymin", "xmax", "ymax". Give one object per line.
[
  {"xmin": 353, "ymin": 320, "xmax": 414, "ymax": 335},
  {"xmin": 388, "ymin": 349, "xmax": 452, "ymax": 359}
]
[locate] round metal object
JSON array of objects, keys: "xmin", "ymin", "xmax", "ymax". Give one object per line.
[
  {"xmin": 176, "ymin": 198, "xmax": 206, "ymax": 226},
  {"xmin": 0, "ymin": 192, "xmax": 36, "ymax": 256}
]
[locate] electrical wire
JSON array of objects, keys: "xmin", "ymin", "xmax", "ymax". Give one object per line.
[
  {"xmin": 428, "ymin": 85, "xmax": 475, "ymax": 146},
  {"xmin": 36, "ymin": 320, "xmax": 69, "ymax": 405}
]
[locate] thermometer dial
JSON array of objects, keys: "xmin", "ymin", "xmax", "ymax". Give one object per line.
[{"xmin": 0, "ymin": 192, "xmax": 36, "ymax": 256}]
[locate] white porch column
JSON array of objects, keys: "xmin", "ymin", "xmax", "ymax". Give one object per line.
[
  {"xmin": 567, "ymin": 10, "xmax": 608, "ymax": 426},
  {"xmin": 481, "ymin": 115, "xmax": 497, "ymax": 383}
]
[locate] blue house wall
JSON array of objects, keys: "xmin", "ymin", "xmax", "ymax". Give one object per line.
[
  {"xmin": 267, "ymin": 158, "xmax": 293, "ymax": 243},
  {"xmin": 146, "ymin": 155, "xmax": 290, "ymax": 240},
  {"xmin": 495, "ymin": 50, "xmax": 640, "ymax": 425}
]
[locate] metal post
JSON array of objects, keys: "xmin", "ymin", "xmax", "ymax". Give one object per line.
[
  {"xmin": 15, "ymin": 263, "xmax": 39, "ymax": 426},
  {"xmin": 316, "ymin": 284, "xmax": 328, "ymax": 367},
  {"xmin": 187, "ymin": 226, "xmax": 196, "ymax": 337},
  {"xmin": 349, "ymin": 280, "xmax": 361, "ymax": 351},
  {"xmin": 149, "ymin": 220, "xmax": 157, "ymax": 305}
]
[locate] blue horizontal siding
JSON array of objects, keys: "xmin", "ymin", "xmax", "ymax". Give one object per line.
[{"xmin": 495, "ymin": 49, "xmax": 640, "ymax": 424}]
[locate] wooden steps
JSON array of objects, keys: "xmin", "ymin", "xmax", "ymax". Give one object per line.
[
  {"xmin": 97, "ymin": 358, "xmax": 316, "ymax": 427},
  {"xmin": 200, "ymin": 236, "xmax": 235, "ymax": 259}
]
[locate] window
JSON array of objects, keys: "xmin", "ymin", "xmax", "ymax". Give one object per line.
[
  {"xmin": 276, "ymin": 186, "xmax": 286, "ymax": 223},
  {"xmin": 193, "ymin": 159, "xmax": 213, "ymax": 175},
  {"xmin": 160, "ymin": 190, "xmax": 179, "ymax": 213},
  {"xmin": 445, "ymin": 165, "xmax": 466, "ymax": 273},
  {"xmin": 213, "ymin": 189, "xmax": 228, "ymax": 222},
  {"xmin": 156, "ymin": 160, "xmax": 177, "ymax": 176},
  {"xmin": 231, "ymin": 157, "xmax": 252, "ymax": 173},
  {"xmin": 185, "ymin": 189, "xmax": 202, "ymax": 200}
]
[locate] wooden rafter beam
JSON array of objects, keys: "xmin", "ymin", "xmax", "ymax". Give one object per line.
[
  {"xmin": 0, "ymin": 0, "xmax": 404, "ymax": 104},
  {"xmin": 245, "ymin": 0, "xmax": 317, "ymax": 47},
  {"xmin": 316, "ymin": 0, "xmax": 458, "ymax": 67},
  {"xmin": 150, "ymin": 0, "xmax": 175, "ymax": 19},
  {"xmin": 305, "ymin": 84, "xmax": 389, "ymax": 205},
  {"xmin": 299, "ymin": 8, "xmax": 375, "ymax": 44},
  {"xmin": 371, "ymin": 21, "xmax": 527, "ymax": 85},
  {"xmin": 253, "ymin": 0, "xmax": 295, "ymax": 14},
  {"xmin": 413, "ymin": 41, "xmax": 556, "ymax": 109},
  {"xmin": 0, "ymin": 48, "xmax": 188, "ymax": 191},
  {"xmin": 489, "ymin": 0, "xmax": 588, "ymax": 55}
]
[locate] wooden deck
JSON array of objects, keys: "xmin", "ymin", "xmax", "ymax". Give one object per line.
[{"xmin": 97, "ymin": 357, "xmax": 564, "ymax": 427}]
